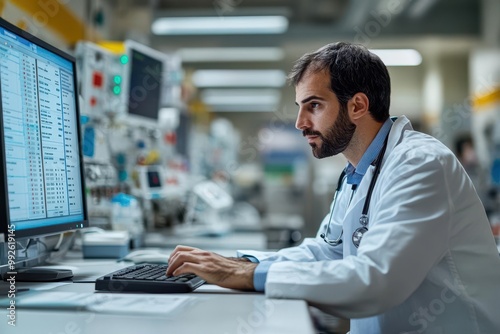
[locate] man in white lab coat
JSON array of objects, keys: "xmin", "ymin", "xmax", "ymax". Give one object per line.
[{"xmin": 167, "ymin": 42, "xmax": 500, "ymax": 333}]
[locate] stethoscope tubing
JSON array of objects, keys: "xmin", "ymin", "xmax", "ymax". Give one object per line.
[{"xmin": 321, "ymin": 134, "xmax": 389, "ymax": 247}]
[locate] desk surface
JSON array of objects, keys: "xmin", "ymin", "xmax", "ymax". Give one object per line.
[
  {"xmin": 0, "ymin": 258, "xmax": 315, "ymax": 334},
  {"xmin": 145, "ymin": 231, "xmax": 268, "ymax": 250}
]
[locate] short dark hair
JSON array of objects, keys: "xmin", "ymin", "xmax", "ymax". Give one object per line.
[{"xmin": 288, "ymin": 42, "xmax": 391, "ymax": 122}]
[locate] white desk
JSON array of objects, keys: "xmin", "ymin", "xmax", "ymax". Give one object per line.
[
  {"xmin": 145, "ymin": 231, "xmax": 267, "ymax": 250},
  {"xmin": 0, "ymin": 259, "xmax": 315, "ymax": 334}
]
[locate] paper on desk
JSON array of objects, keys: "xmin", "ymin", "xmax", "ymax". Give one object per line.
[
  {"xmin": 90, "ymin": 293, "xmax": 192, "ymax": 315},
  {"xmin": 1, "ymin": 291, "xmax": 193, "ymax": 315}
]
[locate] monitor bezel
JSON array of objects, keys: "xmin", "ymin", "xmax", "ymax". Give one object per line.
[
  {"xmin": 122, "ymin": 39, "xmax": 167, "ymax": 128},
  {"xmin": 0, "ymin": 17, "xmax": 89, "ymax": 239}
]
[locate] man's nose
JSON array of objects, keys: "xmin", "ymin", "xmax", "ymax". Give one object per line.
[{"xmin": 295, "ymin": 108, "xmax": 310, "ymax": 131}]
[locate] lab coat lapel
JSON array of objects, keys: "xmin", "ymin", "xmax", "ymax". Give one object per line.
[
  {"xmin": 346, "ymin": 115, "xmax": 413, "ymax": 217},
  {"xmin": 341, "ymin": 116, "xmax": 412, "ymax": 250}
]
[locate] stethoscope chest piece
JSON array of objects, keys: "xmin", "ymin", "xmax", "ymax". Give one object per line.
[
  {"xmin": 352, "ymin": 214, "xmax": 369, "ymax": 248},
  {"xmin": 352, "ymin": 226, "xmax": 367, "ymax": 248},
  {"xmin": 359, "ymin": 214, "xmax": 369, "ymax": 227}
]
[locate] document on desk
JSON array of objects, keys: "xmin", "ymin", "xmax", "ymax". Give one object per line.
[{"xmin": 0, "ymin": 291, "xmax": 194, "ymax": 315}]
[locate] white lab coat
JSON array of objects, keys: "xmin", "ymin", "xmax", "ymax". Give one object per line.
[{"xmin": 241, "ymin": 116, "xmax": 500, "ymax": 333}]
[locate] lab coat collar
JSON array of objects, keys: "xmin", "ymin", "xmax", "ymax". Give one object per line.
[
  {"xmin": 386, "ymin": 115, "xmax": 413, "ymax": 157},
  {"xmin": 342, "ymin": 116, "xmax": 413, "ymax": 220},
  {"xmin": 345, "ymin": 118, "xmax": 393, "ymax": 186}
]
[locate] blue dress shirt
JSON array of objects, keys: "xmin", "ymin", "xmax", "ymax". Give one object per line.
[{"xmin": 344, "ymin": 117, "xmax": 393, "ymax": 186}]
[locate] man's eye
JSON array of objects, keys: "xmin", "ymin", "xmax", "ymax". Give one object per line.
[{"xmin": 311, "ymin": 103, "xmax": 319, "ymax": 108}]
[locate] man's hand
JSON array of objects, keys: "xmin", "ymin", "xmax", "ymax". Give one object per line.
[{"xmin": 166, "ymin": 245, "xmax": 257, "ymax": 290}]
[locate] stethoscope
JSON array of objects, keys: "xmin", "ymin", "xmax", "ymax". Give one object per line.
[{"xmin": 320, "ymin": 134, "xmax": 389, "ymax": 248}]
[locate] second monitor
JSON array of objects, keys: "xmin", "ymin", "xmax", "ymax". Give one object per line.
[{"xmin": 124, "ymin": 40, "xmax": 167, "ymax": 127}]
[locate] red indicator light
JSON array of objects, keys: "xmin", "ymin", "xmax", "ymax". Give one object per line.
[{"xmin": 93, "ymin": 72, "xmax": 103, "ymax": 88}]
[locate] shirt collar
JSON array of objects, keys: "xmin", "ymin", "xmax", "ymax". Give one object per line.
[{"xmin": 345, "ymin": 118, "xmax": 393, "ymax": 186}]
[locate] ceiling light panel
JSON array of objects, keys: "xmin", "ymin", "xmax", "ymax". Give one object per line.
[
  {"xmin": 192, "ymin": 70, "xmax": 286, "ymax": 88},
  {"xmin": 201, "ymin": 89, "xmax": 281, "ymax": 105},
  {"xmin": 208, "ymin": 104, "xmax": 278, "ymax": 112},
  {"xmin": 152, "ymin": 16, "xmax": 288, "ymax": 35},
  {"xmin": 370, "ymin": 49, "xmax": 422, "ymax": 66},
  {"xmin": 177, "ymin": 47, "xmax": 284, "ymax": 62}
]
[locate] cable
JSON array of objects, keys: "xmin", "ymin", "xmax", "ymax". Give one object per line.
[{"xmin": 53, "ymin": 233, "xmax": 64, "ymax": 252}]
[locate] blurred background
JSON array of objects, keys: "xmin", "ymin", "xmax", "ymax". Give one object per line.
[{"xmin": 2, "ymin": 0, "xmax": 498, "ymax": 248}]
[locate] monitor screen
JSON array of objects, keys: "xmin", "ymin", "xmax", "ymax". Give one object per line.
[
  {"xmin": 0, "ymin": 18, "xmax": 88, "ymax": 239},
  {"xmin": 127, "ymin": 46, "xmax": 164, "ymax": 122},
  {"xmin": 147, "ymin": 169, "xmax": 162, "ymax": 188}
]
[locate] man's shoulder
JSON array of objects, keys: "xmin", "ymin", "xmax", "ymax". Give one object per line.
[
  {"xmin": 399, "ymin": 129, "xmax": 453, "ymax": 157},
  {"xmin": 388, "ymin": 129, "xmax": 458, "ymax": 171}
]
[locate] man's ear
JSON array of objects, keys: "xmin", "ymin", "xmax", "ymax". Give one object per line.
[{"xmin": 347, "ymin": 93, "xmax": 370, "ymax": 122}]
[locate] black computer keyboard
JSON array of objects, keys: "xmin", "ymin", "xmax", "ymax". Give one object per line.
[{"xmin": 95, "ymin": 264, "xmax": 205, "ymax": 293}]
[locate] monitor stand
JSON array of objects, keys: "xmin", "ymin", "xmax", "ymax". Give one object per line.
[{"xmin": 6, "ymin": 268, "xmax": 73, "ymax": 282}]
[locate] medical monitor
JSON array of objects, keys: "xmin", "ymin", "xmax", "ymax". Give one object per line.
[
  {"xmin": 124, "ymin": 40, "xmax": 166, "ymax": 127},
  {"xmin": 0, "ymin": 18, "xmax": 88, "ymax": 243}
]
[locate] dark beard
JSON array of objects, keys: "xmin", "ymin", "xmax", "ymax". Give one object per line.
[{"xmin": 303, "ymin": 105, "xmax": 356, "ymax": 158}]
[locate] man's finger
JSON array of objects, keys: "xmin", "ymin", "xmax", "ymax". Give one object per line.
[
  {"xmin": 166, "ymin": 251, "xmax": 205, "ymax": 276},
  {"xmin": 166, "ymin": 253, "xmax": 183, "ymax": 275},
  {"xmin": 173, "ymin": 245, "xmax": 197, "ymax": 252},
  {"xmin": 173, "ymin": 262, "xmax": 203, "ymax": 278},
  {"xmin": 168, "ymin": 246, "xmax": 197, "ymax": 266},
  {"xmin": 169, "ymin": 245, "xmax": 196, "ymax": 259}
]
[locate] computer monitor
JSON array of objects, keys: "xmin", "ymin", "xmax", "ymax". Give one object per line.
[
  {"xmin": 0, "ymin": 18, "xmax": 88, "ymax": 278},
  {"xmin": 123, "ymin": 40, "xmax": 166, "ymax": 127}
]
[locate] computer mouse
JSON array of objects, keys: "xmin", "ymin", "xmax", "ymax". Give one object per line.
[{"xmin": 121, "ymin": 250, "xmax": 170, "ymax": 264}]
